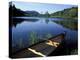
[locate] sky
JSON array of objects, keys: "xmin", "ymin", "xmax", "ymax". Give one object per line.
[{"xmin": 11, "ymin": 1, "xmax": 77, "ymax": 14}]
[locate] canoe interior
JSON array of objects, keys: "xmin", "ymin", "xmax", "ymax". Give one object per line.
[{"xmin": 10, "ymin": 33, "xmax": 65, "ymax": 58}]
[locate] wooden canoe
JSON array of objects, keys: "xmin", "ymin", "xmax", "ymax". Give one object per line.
[{"xmin": 11, "ymin": 33, "xmax": 66, "ymax": 58}]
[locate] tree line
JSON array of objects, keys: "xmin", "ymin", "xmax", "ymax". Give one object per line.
[{"xmin": 9, "ymin": 2, "xmax": 78, "ymax": 18}]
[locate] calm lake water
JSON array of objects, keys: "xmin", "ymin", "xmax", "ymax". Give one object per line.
[{"xmin": 11, "ymin": 17, "xmax": 78, "ymax": 54}]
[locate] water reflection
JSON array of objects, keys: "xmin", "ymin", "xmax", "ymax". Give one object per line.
[
  {"xmin": 12, "ymin": 18, "xmax": 39, "ymax": 27},
  {"xmin": 11, "ymin": 17, "xmax": 78, "ymax": 55},
  {"xmin": 51, "ymin": 19, "xmax": 78, "ymax": 30},
  {"xmin": 45, "ymin": 18, "xmax": 49, "ymax": 24}
]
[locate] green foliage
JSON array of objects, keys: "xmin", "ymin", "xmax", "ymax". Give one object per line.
[
  {"xmin": 9, "ymin": 2, "xmax": 40, "ymax": 17},
  {"xmin": 45, "ymin": 33, "xmax": 52, "ymax": 39},
  {"xmin": 51, "ymin": 7, "xmax": 78, "ymax": 18},
  {"xmin": 18, "ymin": 38, "xmax": 24, "ymax": 48},
  {"xmin": 29, "ymin": 32, "xmax": 53, "ymax": 45},
  {"xmin": 29, "ymin": 32, "xmax": 38, "ymax": 45},
  {"xmin": 9, "ymin": 2, "xmax": 78, "ymax": 18},
  {"xmin": 53, "ymin": 19, "xmax": 78, "ymax": 30}
]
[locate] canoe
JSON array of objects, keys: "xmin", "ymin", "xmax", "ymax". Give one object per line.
[{"xmin": 11, "ymin": 32, "xmax": 66, "ymax": 58}]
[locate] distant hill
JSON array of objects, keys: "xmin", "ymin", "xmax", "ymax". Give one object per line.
[
  {"xmin": 9, "ymin": 4, "xmax": 26, "ymax": 17},
  {"xmin": 9, "ymin": 2, "xmax": 78, "ymax": 18},
  {"xmin": 9, "ymin": 2, "xmax": 40, "ymax": 17},
  {"xmin": 50, "ymin": 7, "xmax": 78, "ymax": 18},
  {"xmin": 25, "ymin": 11, "xmax": 40, "ymax": 17}
]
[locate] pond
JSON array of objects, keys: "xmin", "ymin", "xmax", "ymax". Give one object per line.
[{"xmin": 11, "ymin": 17, "xmax": 78, "ymax": 55}]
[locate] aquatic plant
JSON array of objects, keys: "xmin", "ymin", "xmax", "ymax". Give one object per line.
[
  {"xmin": 45, "ymin": 33, "xmax": 52, "ymax": 39},
  {"xmin": 29, "ymin": 32, "xmax": 38, "ymax": 45},
  {"xmin": 18, "ymin": 38, "xmax": 24, "ymax": 48}
]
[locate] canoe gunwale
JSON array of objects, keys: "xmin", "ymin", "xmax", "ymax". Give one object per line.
[{"xmin": 11, "ymin": 32, "xmax": 66, "ymax": 57}]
